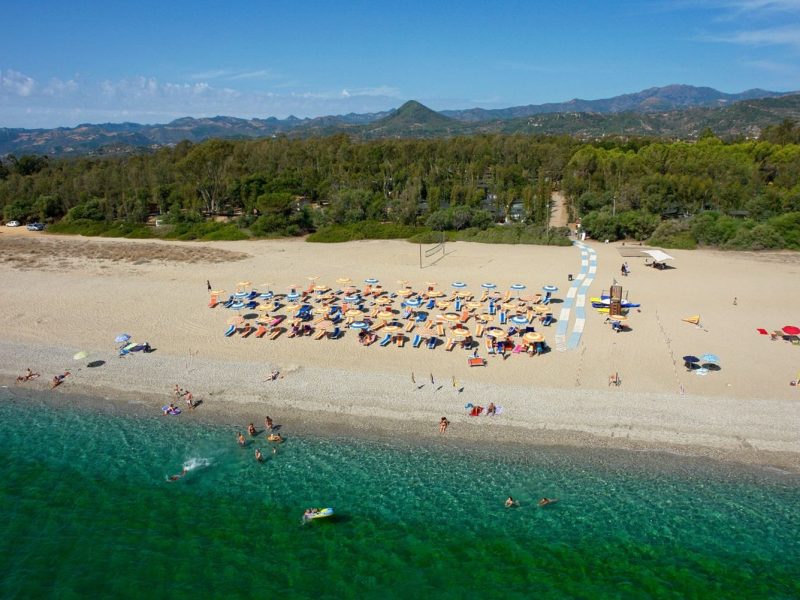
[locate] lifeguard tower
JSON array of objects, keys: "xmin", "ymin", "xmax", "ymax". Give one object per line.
[{"xmin": 609, "ymin": 284, "xmax": 623, "ymax": 318}]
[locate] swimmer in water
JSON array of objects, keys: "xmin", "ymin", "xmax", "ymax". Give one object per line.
[
  {"xmin": 237, "ymin": 432, "xmax": 246, "ymax": 447},
  {"xmin": 168, "ymin": 468, "xmax": 187, "ymax": 481},
  {"xmin": 255, "ymin": 448, "xmax": 264, "ymax": 462}
]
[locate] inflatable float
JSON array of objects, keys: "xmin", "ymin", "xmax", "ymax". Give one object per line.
[
  {"xmin": 161, "ymin": 405, "xmax": 181, "ymax": 416},
  {"xmin": 303, "ymin": 507, "xmax": 334, "ymax": 521}
]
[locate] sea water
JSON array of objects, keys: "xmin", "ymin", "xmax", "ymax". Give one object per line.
[{"xmin": 0, "ymin": 389, "xmax": 798, "ymax": 599}]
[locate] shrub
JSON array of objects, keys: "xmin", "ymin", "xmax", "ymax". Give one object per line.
[
  {"xmin": 307, "ymin": 221, "xmax": 426, "ymax": 242},
  {"xmin": 648, "ymin": 220, "xmax": 697, "ymax": 249}
]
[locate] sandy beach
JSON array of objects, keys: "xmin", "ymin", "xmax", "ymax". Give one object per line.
[{"xmin": 1, "ymin": 230, "xmax": 799, "ymax": 471}]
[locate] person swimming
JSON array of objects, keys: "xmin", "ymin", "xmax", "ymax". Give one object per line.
[
  {"xmin": 237, "ymin": 432, "xmax": 246, "ymax": 447},
  {"xmin": 505, "ymin": 496, "xmax": 519, "ymax": 508},
  {"xmin": 538, "ymin": 498, "xmax": 558, "ymax": 507},
  {"xmin": 255, "ymin": 448, "xmax": 264, "ymax": 462},
  {"xmin": 168, "ymin": 468, "xmax": 187, "ymax": 481},
  {"xmin": 248, "ymin": 422, "xmax": 257, "ymax": 436}
]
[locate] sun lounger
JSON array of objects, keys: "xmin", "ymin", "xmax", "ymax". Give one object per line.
[
  {"xmin": 269, "ymin": 328, "xmax": 282, "ymax": 340},
  {"xmin": 425, "ymin": 299, "xmax": 435, "ymax": 309},
  {"xmin": 485, "ymin": 338, "xmax": 494, "ymax": 353},
  {"xmin": 445, "ymin": 338, "xmax": 456, "ymax": 351},
  {"xmin": 270, "ymin": 315, "xmax": 285, "ymax": 327},
  {"xmin": 542, "ymin": 314, "xmax": 553, "ymax": 327},
  {"xmin": 460, "ymin": 309, "xmax": 470, "ymax": 323},
  {"xmin": 426, "ymin": 320, "xmax": 435, "ymax": 330},
  {"xmin": 397, "ymin": 335, "xmax": 405, "ymax": 347},
  {"xmin": 379, "ymin": 333, "xmax": 392, "ymax": 347},
  {"xmin": 313, "ymin": 329, "xmax": 327, "ymax": 340},
  {"xmin": 436, "ymin": 323, "xmax": 445, "ymax": 336},
  {"xmin": 499, "ymin": 312, "xmax": 507, "ymax": 325},
  {"xmin": 412, "ymin": 334, "xmax": 422, "ymax": 348},
  {"xmin": 415, "ymin": 312, "xmax": 428, "ymax": 323},
  {"xmin": 224, "ymin": 325, "xmax": 236, "ymax": 337},
  {"xmin": 329, "ymin": 327, "xmax": 341, "ymax": 340},
  {"xmin": 371, "ymin": 307, "xmax": 379, "ymax": 317},
  {"xmin": 475, "ymin": 323, "xmax": 484, "ymax": 337},
  {"xmin": 542, "ymin": 296, "xmax": 551, "ymax": 305},
  {"xmin": 405, "ymin": 320, "xmax": 415, "ymax": 332},
  {"xmin": 512, "ymin": 344, "xmax": 522, "ymax": 354},
  {"xmin": 468, "ymin": 357, "xmax": 486, "ymax": 367},
  {"xmin": 427, "ymin": 336, "xmax": 437, "ymax": 349},
  {"xmin": 479, "ymin": 291, "xmax": 488, "ymax": 302},
  {"xmin": 208, "ymin": 295, "xmax": 218, "ymax": 308},
  {"xmin": 372, "ymin": 320, "xmax": 385, "ymax": 331},
  {"xmin": 255, "ymin": 325, "xmax": 267, "ymax": 338},
  {"xmin": 241, "ymin": 324, "xmax": 253, "ymax": 337}
]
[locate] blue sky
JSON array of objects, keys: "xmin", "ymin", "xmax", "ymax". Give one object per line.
[{"xmin": 1, "ymin": 0, "xmax": 799, "ymax": 128}]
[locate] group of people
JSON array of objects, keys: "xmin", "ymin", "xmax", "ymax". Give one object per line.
[
  {"xmin": 505, "ymin": 496, "xmax": 558, "ymax": 508},
  {"xmin": 16, "ymin": 367, "xmax": 70, "ymax": 389},
  {"xmin": 237, "ymin": 415, "xmax": 283, "ymax": 461},
  {"xmin": 173, "ymin": 384, "xmax": 194, "ymax": 410}
]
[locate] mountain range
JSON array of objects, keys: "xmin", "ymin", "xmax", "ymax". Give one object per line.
[{"xmin": 1, "ymin": 85, "xmax": 798, "ymax": 156}]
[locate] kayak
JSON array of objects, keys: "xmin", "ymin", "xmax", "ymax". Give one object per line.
[{"xmin": 303, "ymin": 507, "xmax": 334, "ymax": 521}]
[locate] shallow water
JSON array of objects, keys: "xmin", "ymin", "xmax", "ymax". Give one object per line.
[{"xmin": 0, "ymin": 389, "xmax": 798, "ymax": 598}]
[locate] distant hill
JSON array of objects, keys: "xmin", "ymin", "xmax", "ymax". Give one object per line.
[
  {"xmin": 0, "ymin": 85, "xmax": 798, "ymax": 156},
  {"xmin": 358, "ymin": 100, "xmax": 461, "ymax": 138},
  {"xmin": 440, "ymin": 84, "xmax": 796, "ymax": 121}
]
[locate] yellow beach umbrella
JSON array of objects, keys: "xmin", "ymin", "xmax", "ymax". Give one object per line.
[
  {"xmin": 535, "ymin": 304, "xmax": 550, "ymax": 314},
  {"xmin": 377, "ymin": 310, "xmax": 395, "ymax": 320},
  {"xmin": 436, "ymin": 300, "xmax": 451, "ymax": 310},
  {"xmin": 336, "ymin": 277, "xmax": 351, "ymax": 284},
  {"xmin": 443, "ymin": 313, "xmax": 460, "ymax": 322},
  {"xmin": 210, "ymin": 289, "xmax": 225, "ymax": 295},
  {"xmin": 383, "ymin": 324, "xmax": 402, "ymax": 333},
  {"xmin": 450, "ymin": 328, "xmax": 470, "ymax": 338},
  {"xmin": 227, "ymin": 316, "xmax": 244, "ymax": 326},
  {"xmin": 313, "ymin": 284, "xmax": 328, "ymax": 292},
  {"xmin": 375, "ymin": 297, "xmax": 392, "ymax": 305},
  {"xmin": 523, "ymin": 332, "xmax": 544, "ymax": 343},
  {"xmin": 396, "ymin": 289, "xmax": 413, "ymax": 297},
  {"xmin": 345, "ymin": 309, "xmax": 364, "ymax": 318},
  {"xmin": 486, "ymin": 327, "xmax": 506, "ymax": 338}
]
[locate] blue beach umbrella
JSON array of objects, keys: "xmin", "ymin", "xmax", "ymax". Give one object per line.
[
  {"xmin": 700, "ymin": 353, "xmax": 719, "ymax": 363},
  {"xmin": 115, "ymin": 333, "xmax": 131, "ymax": 343},
  {"xmin": 286, "ymin": 291, "xmax": 301, "ymax": 301},
  {"xmin": 364, "ymin": 278, "xmax": 379, "ymax": 284},
  {"xmin": 258, "ymin": 291, "xmax": 274, "ymax": 300},
  {"xmin": 404, "ymin": 297, "xmax": 423, "ymax": 307},
  {"xmin": 452, "ymin": 281, "xmax": 467, "ymax": 288},
  {"xmin": 682, "ymin": 355, "xmax": 700, "ymax": 363},
  {"xmin": 350, "ymin": 321, "xmax": 368, "ymax": 330},
  {"xmin": 343, "ymin": 294, "xmax": 361, "ymax": 302},
  {"xmin": 510, "ymin": 283, "xmax": 526, "ymax": 297},
  {"xmin": 481, "ymin": 282, "xmax": 497, "ymax": 289},
  {"xmin": 542, "ymin": 285, "xmax": 558, "ymax": 293},
  {"xmin": 511, "ymin": 315, "xmax": 529, "ymax": 325}
]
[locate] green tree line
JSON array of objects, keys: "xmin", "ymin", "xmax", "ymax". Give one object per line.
[{"xmin": 1, "ymin": 127, "xmax": 799, "ymax": 249}]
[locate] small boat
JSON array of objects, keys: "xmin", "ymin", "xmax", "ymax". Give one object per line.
[
  {"xmin": 303, "ymin": 507, "xmax": 334, "ymax": 521},
  {"xmin": 590, "ymin": 297, "xmax": 641, "ymax": 309}
]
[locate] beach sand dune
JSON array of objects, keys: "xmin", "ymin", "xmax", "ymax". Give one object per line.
[{"xmin": 1, "ymin": 233, "xmax": 798, "ymax": 470}]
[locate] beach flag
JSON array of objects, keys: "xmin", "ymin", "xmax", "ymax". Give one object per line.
[{"xmin": 682, "ymin": 315, "xmax": 701, "ymax": 325}]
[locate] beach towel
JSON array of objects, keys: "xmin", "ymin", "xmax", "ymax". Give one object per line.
[{"xmin": 757, "ymin": 328, "xmax": 768, "ymax": 335}]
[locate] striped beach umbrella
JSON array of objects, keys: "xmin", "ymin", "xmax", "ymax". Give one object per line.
[
  {"xmin": 451, "ymin": 281, "xmax": 467, "ymax": 288},
  {"xmin": 364, "ymin": 278, "xmax": 379, "ymax": 284},
  {"xmin": 543, "ymin": 285, "xmax": 558, "ymax": 293},
  {"xmin": 350, "ymin": 321, "xmax": 368, "ymax": 329},
  {"xmin": 481, "ymin": 282, "xmax": 497, "ymax": 289}
]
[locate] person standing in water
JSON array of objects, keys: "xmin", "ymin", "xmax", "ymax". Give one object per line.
[
  {"xmin": 265, "ymin": 416, "xmax": 273, "ymax": 431},
  {"xmin": 237, "ymin": 432, "xmax": 246, "ymax": 447},
  {"xmin": 255, "ymin": 448, "xmax": 264, "ymax": 462}
]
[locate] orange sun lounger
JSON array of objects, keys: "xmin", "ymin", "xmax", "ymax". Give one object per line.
[{"xmin": 255, "ymin": 325, "xmax": 267, "ymax": 338}]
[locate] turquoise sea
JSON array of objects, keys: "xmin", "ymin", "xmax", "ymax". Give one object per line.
[{"xmin": 0, "ymin": 389, "xmax": 798, "ymax": 599}]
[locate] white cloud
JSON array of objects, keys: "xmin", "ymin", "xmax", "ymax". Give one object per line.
[
  {"xmin": 1, "ymin": 69, "xmax": 35, "ymax": 97},
  {"xmin": 702, "ymin": 24, "xmax": 800, "ymax": 47},
  {"xmin": 0, "ymin": 68, "xmax": 407, "ymax": 128}
]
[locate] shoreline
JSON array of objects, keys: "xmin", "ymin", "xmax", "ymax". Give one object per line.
[
  {"xmin": 3, "ymin": 339, "xmax": 799, "ymax": 474},
  {"xmin": 2, "ymin": 235, "xmax": 799, "ymax": 475}
]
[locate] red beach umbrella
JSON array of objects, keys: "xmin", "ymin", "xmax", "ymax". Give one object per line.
[{"xmin": 782, "ymin": 326, "xmax": 800, "ymax": 335}]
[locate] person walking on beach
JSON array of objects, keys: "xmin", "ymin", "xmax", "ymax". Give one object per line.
[
  {"xmin": 184, "ymin": 391, "xmax": 194, "ymax": 410},
  {"xmin": 207, "ymin": 280, "xmax": 212, "ymax": 292},
  {"xmin": 439, "ymin": 417, "xmax": 450, "ymax": 434},
  {"xmin": 265, "ymin": 416, "xmax": 273, "ymax": 431}
]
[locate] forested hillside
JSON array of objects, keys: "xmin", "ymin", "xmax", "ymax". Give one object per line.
[{"xmin": 1, "ymin": 124, "xmax": 799, "ymax": 250}]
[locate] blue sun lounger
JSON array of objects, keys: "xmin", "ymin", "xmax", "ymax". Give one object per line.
[
  {"xmin": 379, "ymin": 333, "xmax": 392, "ymax": 347},
  {"xmin": 425, "ymin": 298, "xmax": 435, "ymax": 310},
  {"xmin": 412, "ymin": 334, "xmax": 422, "ymax": 348},
  {"xmin": 224, "ymin": 325, "xmax": 236, "ymax": 337},
  {"xmin": 499, "ymin": 311, "xmax": 507, "ymax": 325},
  {"xmin": 427, "ymin": 336, "xmax": 437, "ymax": 349},
  {"xmin": 542, "ymin": 314, "xmax": 554, "ymax": 327}
]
